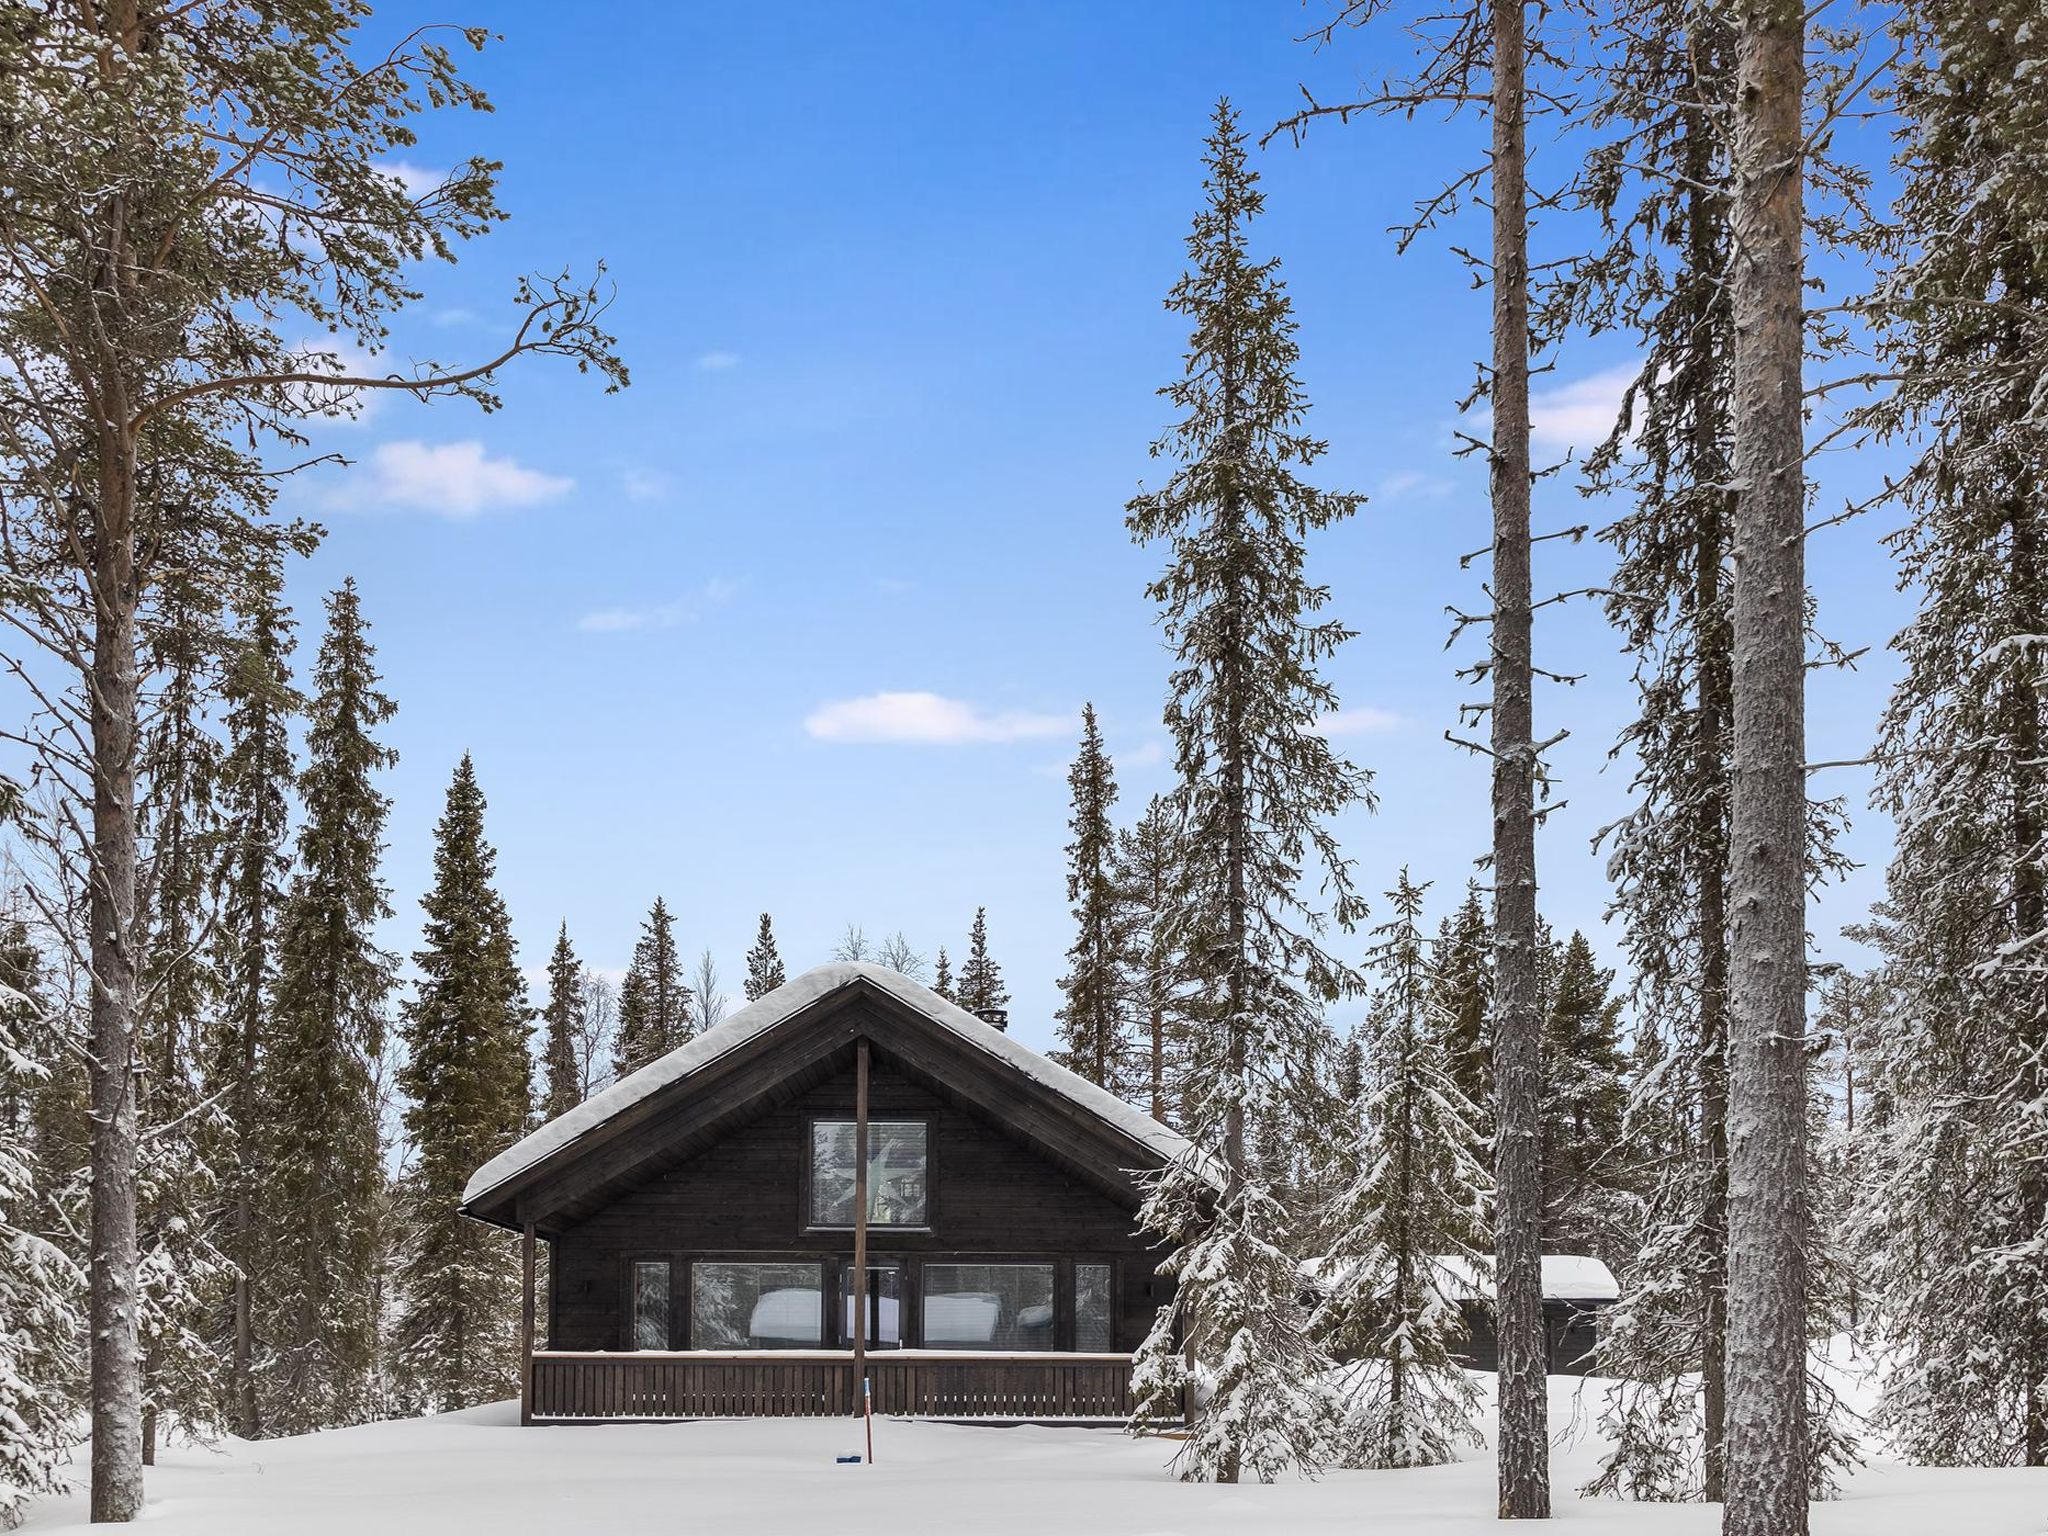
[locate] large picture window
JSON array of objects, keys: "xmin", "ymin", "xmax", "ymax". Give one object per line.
[
  {"xmin": 808, "ymin": 1120, "xmax": 928, "ymax": 1228},
  {"xmin": 690, "ymin": 1261, "xmax": 824, "ymax": 1349},
  {"xmin": 922, "ymin": 1263, "xmax": 1056, "ymax": 1352}
]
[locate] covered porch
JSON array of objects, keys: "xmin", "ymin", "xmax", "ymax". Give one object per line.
[{"xmin": 522, "ymin": 1348, "xmax": 1138, "ymax": 1423}]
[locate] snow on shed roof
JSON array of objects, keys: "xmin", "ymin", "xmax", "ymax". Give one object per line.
[
  {"xmin": 1303, "ymin": 1252, "xmax": 1621, "ymax": 1303},
  {"xmin": 463, "ymin": 962, "xmax": 1197, "ymax": 1209}
]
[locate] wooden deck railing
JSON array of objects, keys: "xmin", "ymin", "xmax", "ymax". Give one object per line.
[{"xmin": 526, "ymin": 1350, "xmax": 1135, "ymax": 1422}]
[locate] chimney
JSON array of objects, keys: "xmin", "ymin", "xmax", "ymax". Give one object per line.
[{"xmin": 972, "ymin": 1007, "xmax": 1009, "ymax": 1032}]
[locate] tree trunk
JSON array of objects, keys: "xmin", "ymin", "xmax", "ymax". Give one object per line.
[
  {"xmin": 1723, "ymin": 0, "xmax": 1809, "ymax": 1527},
  {"xmin": 1488, "ymin": 0, "xmax": 1549, "ymax": 1519},
  {"xmin": 89, "ymin": 437, "xmax": 145, "ymax": 1523}
]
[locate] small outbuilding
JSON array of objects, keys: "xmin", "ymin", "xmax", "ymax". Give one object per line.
[{"xmin": 461, "ymin": 963, "xmax": 1189, "ymax": 1423}]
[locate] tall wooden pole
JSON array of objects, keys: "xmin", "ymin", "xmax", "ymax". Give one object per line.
[
  {"xmin": 852, "ymin": 1040, "xmax": 870, "ymax": 1401},
  {"xmin": 520, "ymin": 1220, "xmax": 536, "ymax": 1427}
]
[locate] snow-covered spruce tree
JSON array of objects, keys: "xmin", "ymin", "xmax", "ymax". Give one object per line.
[
  {"xmin": 255, "ymin": 579, "xmax": 398, "ymax": 1435},
  {"xmin": 207, "ymin": 576, "xmax": 299, "ymax": 1438},
  {"xmin": 1123, "ymin": 100, "xmax": 1370, "ymax": 1483},
  {"xmin": 744, "ymin": 914, "xmax": 786, "ymax": 1001},
  {"xmin": 1056, "ymin": 705, "xmax": 1132, "ymax": 1089},
  {"xmin": 0, "ymin": 932, "xmax": 84, "ymax": 1532},
  {"xmin": 1317, "ymin": 871, "xmax": 1490, "ymax": 1469},
  {"xmin": 1847, "ymin": 0, "xmax": 2048, "ymax": 1468},
  {"xmin": 955, "ymin": 907, "xmax": 1011, "ymax": 1016},
  {"xmin": 1539, "ymin": 931, "xmax": 1628, "ymax": 1257},
  {"xmin": 0, "ymin": 10, "xmax": 621, "ymax": 1515},
  {"xmin": 1117, "ymin": 795, "xmax": 1198, "ymax": 1127},
  {"xmin": 612, "ymin": 897, "xmax": 692, "ymax": 1079},
  {"xmin": 541, "ymin": 925, "xmax": 584, "ymax": 1120},
  {"xmin": 392, "ymin": 757, "xmax": 533, "ymax": 1414}
]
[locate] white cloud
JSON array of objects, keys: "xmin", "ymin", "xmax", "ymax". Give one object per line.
[
  {"xmin": 805, "ymin": 691, "xmax": 1072, "ymax": 746},
  {"xmin": 620, "ymin": 467, "xmax": 674, "ymax": 503},
  {"xmin": 695, "ymin": 350, "xmax": 742, "ymax": 371},
  {"xmin": 1374, "ymin": 469, "xmax": 1453, "ymax": 501},
  {"xmin": 431, "ymin": 306, "xmax": 480, "ymax": 329},
  {"xmin": 1304, "ymin": 706, "xmax": 1403, "ymax": 738},
  {"xmin": 340, "ymin": 440, "xmax": 572, "ymax": 518},
  {"xmin": 1529, "ymin": 363, "xmax": 1639, "ymax": 454},
  {"xmin": 1121, "ymin": 739, "xmax": 1168, "ymax": 768},
  {"xmin": 577, "ymin": 579, "xmax": 737, "ymax": 633}
]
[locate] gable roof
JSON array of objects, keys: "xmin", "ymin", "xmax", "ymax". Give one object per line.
[{"xmin": 461, "ymin": 962, "xmax": 1197, "ymax": 1232}]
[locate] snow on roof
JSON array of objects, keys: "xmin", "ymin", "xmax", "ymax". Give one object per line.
[
  {"xmin": 1436, "ymin": 1253, "xmax": 1620, "ymax": 1302},
  {"xmin": 463, "ymin": 962, "xmax": 1197, "ymax": 1209},
  {"xmin": 1303, "ymin": 1252, "xmax": 1620, "ymax": 1303}
]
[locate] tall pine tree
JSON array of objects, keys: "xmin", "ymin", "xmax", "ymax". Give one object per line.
[
  {"xmin": 955, "ymin": 908, "xmax": 1010, "ymax": 1016},
  {"xmin": 1123, "ymin": 101, "xmax": 1369, "ymax": 1483},
  {"xmin": 207, "ymin": 578, "xmax": 298, "ymax": 1438},
  {"xmin": 1850, "ymin": 0, "xmax": 2048, "ymax": 1467},
  {"xmin": 612, "ymin": 897, "xmax": 692, "ymax": 1079},
  {"xmin": 1055, "ymin": 705, "xmax": 1129, "ymax": 1088},
  {"xmin": 258, "ymin": 579, "xmax": 398, "ymax": 1434},
  {"xmin": 743, "ymin": 913, "xmax": 786, "ymax": 1002},
  {"xmin": 541, "ymin": 925, "xmax": 584, "ymax": 1121},
  {"xmin": 1118, "ymin": 796, "xmax": 1197, "ymax": 1127},
  {"xmin": 1539, "ymin": 932, "xmax": 1628, "ymax": 1257},
  {"xmin": 392, "ymin": 757, "xmax": 533, "ymax": 1414}
]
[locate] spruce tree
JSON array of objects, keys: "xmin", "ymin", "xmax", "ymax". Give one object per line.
[
  {"xmin": 1430, "ymin": 884, "xmax": 1493, "ymax": 1130},
  {"xmin": 1123, "ymin": 101, "xmax": 1369, "ymax": 1483},
  {"xmin": 1318, "ymin": 871, "xmax": 1490, "ymax": 1469},
  {"xmin": 0, "ymin": 926, "xmax": 82, "ymax": 1531},
  {"xmin": 1055, "ymin": 705, "xmax": 1130, "ymax": 1089},
  {"xmin": 1118, "ymin": 795, "xmax": 1196, "ymax": 1127},
  {"xmin": 1539, "ymin": 932, "xmax": 1628, "ymax": 1257},
  {"xmin": 207, "ymin": 579, "xmax": 299, "ymax": 1438},
  {"xmin": 1849, "ymin": 0, "xmax": 2048, "ymax": 1468},
  {"xmin": 743, "ymin": 914, "xmax": 786, "ymax": 1001},
  {"xmin": 955, "ymin": 908, "xmax": 1010, "ymax": 1017},
  {"xmin": 392, "ymin": 757, "xmax": 533, "ymax": 1414},
  {"xmin": 258, "ymin": 580, "xmax": 398, "ymax": 1434},
  {"xmin": 541, "ymin": 925, "xmax": 584, "ymax": 1120},
  {"xmin": 931, "ymin": 947, "xmax": 955, "ymax": 1004},
  {"xmin": 612, "ymin": 897, "xmax": 692, "ymax": 1079}
]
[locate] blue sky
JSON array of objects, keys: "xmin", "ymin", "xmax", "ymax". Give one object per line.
[{"xmin": 286, "ymin": 1, "xmax": 1911, "ymax": 1056}]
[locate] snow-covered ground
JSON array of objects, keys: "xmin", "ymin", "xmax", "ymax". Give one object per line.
[{"xmin": 25, "ymin": 1377, "xmax": 2046, "ymax": 1534}]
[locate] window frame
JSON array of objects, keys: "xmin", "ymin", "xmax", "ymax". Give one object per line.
[
  {"xmin": 620, "ymin": 1252, "xmax": 675, "ymax": 1351},
  {"xmin": 800, "ymin": 1114, "xmax": 937, "ymax": 1234},
  {"xmin": 1071, "ymin": 1258, "xmax": 1119, "ymax": 1353},
  {"xmin": 681, "ymin": 1252, "xmax": 831, "ymax": 1351}
]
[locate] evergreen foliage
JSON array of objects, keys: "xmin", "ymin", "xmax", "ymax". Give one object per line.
[
  {"xmin": 744, "ymin": 914, "xmax": 786, "ymax": 1001},
  {"xmin": 1122, "ymin": 101, "xmax": 1369, "ymax": 1483},
  {"xmin": 612, "ymin": 898, "xmax": 692, "ymax": 1079},
  {"xmin": 208, "ymin": 577, "xmax": 299, "ymax": 1438},
  {"xmin": 1055, "ymin": 705, "xmax": 1131, "ymax": 1089},
  {"xmin": 1540, "ymin": 932, "xmax": 1629, "ymax": 1257},
  {"xmin": 392, "ymin": 758, "xmax": 533, "ymax": 1415},
  {"xmin": 930, "ymin": 947, "xmax": 955, "ymax": 1004},
  {"xmin": 1117, "ymin": 796, "xmax": 1198, "ymax": 1127},
  {"xmin": 541, "ymin": 925, "xmax": 584, "ymax": 1121},
  {"xmin": 1847, "ymin": 0, "xmax": 2048, "ymax": 1468},
  {"xmin": 955, "ymin": 908, "xmax": 1010, "ymax": 1017},
  {"xmin": 1317, "ymin": 871, "xmax": 1489, "ymax": 1469},
  {"xmin": 1429, "ymin": 885, "xmax": 1493, "ymax": 1130},
  {"xmin": 257, "ymin": 581, "xmax": 398, "ymax": 1435}
]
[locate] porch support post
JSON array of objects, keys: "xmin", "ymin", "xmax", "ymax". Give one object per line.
[
  {"xmin": 852, "ymin": 1038, "xmax": 870, "ymax": 1408},
  {"xmin": 520, "ymin": 1218, "xmax": 536, "ymax": 1426}
]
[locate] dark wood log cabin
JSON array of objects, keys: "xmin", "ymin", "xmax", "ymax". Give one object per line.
[{"xmin": 460, "ymin": 963, "xmax": 1188, "ymax": 1423}]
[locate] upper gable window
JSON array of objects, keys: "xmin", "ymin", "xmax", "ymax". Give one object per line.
[{"xmin": 809, "ymin": 1120, "xmax": 929, "ymax": 1228}]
